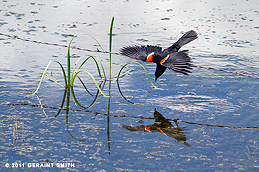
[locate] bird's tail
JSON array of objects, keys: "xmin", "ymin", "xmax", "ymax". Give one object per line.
[
  {"xmin": 175, "ymin": 30, "xmax": 198, "ymax": 48},
  {"xmin": 163, "ymin": 30, "xmax": 198, "ymax": 53}
]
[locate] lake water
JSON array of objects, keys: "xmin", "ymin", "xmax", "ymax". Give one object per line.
[{"xmin": 0, "ymin": 0, "xmax": 259, "ymax": 171}]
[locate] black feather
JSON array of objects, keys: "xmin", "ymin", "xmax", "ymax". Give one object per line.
[{"xmin": 119, "ymin": 45, "xmax": 162, "ymax": 61}]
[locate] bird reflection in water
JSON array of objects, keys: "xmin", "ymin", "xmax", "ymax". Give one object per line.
[{"xmin": 122, "ymin": 108, "xmax": 193, "ymax": 147}]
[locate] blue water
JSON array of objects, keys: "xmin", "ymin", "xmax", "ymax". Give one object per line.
[{"xmin": 0, "ymin": 0, "xmax": 259, "ymax": 171}]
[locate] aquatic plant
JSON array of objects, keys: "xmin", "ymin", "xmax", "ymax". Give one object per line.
[{"xmin": 29, "ymin": 16, "xmax": 157, "ymax": 112}]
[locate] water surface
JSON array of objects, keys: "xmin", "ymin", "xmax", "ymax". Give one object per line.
[{"xmin": 0, "ymin": 0, "xmax": 259, "ymax": 171}]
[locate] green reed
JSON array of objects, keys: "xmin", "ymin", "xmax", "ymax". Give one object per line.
[
  {"xmin": 31, "ymin": 16, "xmax": 156, "ymax": 110},
  {"xmin": 32, "ymin": 35, "xmax": 108, "ymax": 110}
]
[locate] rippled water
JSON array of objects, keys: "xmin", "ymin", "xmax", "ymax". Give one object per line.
[{"xmin": 1, "ymin": 0, "xmax": 259, "ymax": 171}]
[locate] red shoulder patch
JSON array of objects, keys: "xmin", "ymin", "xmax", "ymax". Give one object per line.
[
  {"xmin": 145, "ymin": 125, "xmax": 152, "ymax": 132},
  {"xmin": 160, "ymin": 54, "xmax": 170, "ymax": 65},
  {"xmin": 146, "ymin": 52, "xmax": 155, "ymax": 62}
]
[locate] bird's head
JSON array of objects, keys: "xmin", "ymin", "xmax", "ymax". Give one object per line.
[{"xmin": 155, "ymin": 64, "xmax": 167, "ymax": 81}]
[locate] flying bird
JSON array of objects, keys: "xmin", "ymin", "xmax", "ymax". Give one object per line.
[{"xmin": 119, "ymin": 30, "xmax": 198, "ymax": 80}]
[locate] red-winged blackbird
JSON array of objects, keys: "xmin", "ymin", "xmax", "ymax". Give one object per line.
[{"xmin": 119, "ymin": 30, "xmax": 198, "ymax": 80}]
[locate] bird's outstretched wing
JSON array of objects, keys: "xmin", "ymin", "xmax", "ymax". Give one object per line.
[
  {"xmin": 119, "ymin": 45, "xmax": 162, "ymax": 62},
  {"xmin": 160, "ymin": 50, "xmax": 192, "ymax": 75}
]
